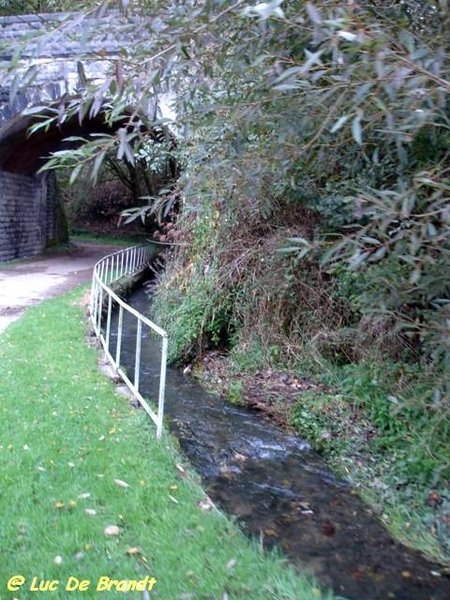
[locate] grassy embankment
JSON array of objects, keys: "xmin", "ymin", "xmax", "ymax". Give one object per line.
[{"xmin": 0, "ymin": 287, "xmax": 332, "ymax": 600}]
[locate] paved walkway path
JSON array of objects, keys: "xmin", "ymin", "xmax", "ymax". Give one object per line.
[{"xmin": 0, "ymin": 241, "xmax": 121, "ymax": 333}]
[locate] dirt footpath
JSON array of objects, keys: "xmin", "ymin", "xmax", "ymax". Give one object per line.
[{"xmin": 0, "ymin": 241, "xmax": 123, "ymax": 334}]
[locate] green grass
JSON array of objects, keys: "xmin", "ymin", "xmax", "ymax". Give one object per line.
[
  {"xmin": 70, "ymin": 231, "xmax": 146, "ymax": 246},
  {"xmin": 0, "ymin": 288, "xmax": 331, "ymax": 600}
]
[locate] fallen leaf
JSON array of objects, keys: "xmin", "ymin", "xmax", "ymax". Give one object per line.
[
  {"xmin": 226, "ymin": 558, "xmax": 236, "ymax": 570},
  {"xmin": 55, "ymin": 501, "xmax": 64, "ymax": 509},
  {"xmin": 85, "ymin": 509, "xmax": 96, "ymax": 516},
  {"xmin": 263, "ymin": 528, "xmax": 278, "ymax": 537},
  {"xmin": 322, "ymin": 519, "xmax": 336, "ymax": 537},
  {"xmin": 126, "ymin": 547, "xmax": 141, "ymax": 555},
  {"xmin": 197, "ymin": 498, "xmax": 213, "ymax": 511},
  {"xmin": 54, "ymin": 555, "xmax": 63, "ymax": 564},
  {"xmin": 169, "ymin": 495, "xmax": 179, "ymax": 504},
  {"xmin": 104, "ymin": 525, "xmax": 120, "ymax": 536},
  {"xmin": 427, "ymin": 491, "xmax": 442, "ymax": 508},
  {"xmin": 233, "ymin": 452, "xmax": 247, "ymax": 462},
  {"xmin": 78, "ymin": 492, "xmax": 91, "ymax": 499},
  {"xmin": 114, "ymin": 478, "xmax": 130, "ymax": 488},
  {"xmin": 220, "ymin": 469, "xmax": 234, "ymax": 481}
]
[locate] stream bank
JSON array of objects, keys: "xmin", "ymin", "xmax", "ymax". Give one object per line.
[
  {"xmin": 108, "ymin": 285, "xmax": 450, "ymax": 600},
  {"xmin": 194, "ymin": 348, "xmax": 450, "ymax": 568}
]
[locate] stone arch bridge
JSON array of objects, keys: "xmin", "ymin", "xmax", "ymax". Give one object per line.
[{"xmin": 0, "ymin": 11, "xmax": 165, "ymax": 261}]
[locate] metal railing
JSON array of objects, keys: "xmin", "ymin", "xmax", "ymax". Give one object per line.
[{"xmin": 90, "ymin": 244, "xmax": 168, "ymax": 439}]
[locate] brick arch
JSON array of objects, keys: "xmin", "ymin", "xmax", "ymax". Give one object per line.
[
  {"xmin": 0, "ymin": 102, "xmax": 170, "ymax": 261},
  {"xmin": 0, "ymin": 109, "xmax": 118, "ymax": 175},
  {"xmin": 0, "ymin": 107, "xmax": 130, "ymax": 261}
]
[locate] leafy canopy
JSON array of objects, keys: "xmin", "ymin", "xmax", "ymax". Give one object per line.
[{"xmin": 2, "ymin": 0, "xmax": 449, "ymax": 380}]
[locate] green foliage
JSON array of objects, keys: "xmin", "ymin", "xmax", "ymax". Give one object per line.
[
  {"xmin": 3, "ymin": 0, "xmax": 450, "ymax": 563},
  {"xmin": 3, "ymin": 0, "xmax": 447, "ymax": 383},
  {"xmin": 289, "ymin": 392, "xmax": 356, "ymax": 454},
  {"xmin": 152, "ymin": 269, "xmax": 233, "ymax": 364},
  {"xmin": 334, "ymin": 361, "xmax": 450, "ymax": 484},
  {"xmin": 151, "ymin": 201, "xmax": 235, "ymax": 363}
]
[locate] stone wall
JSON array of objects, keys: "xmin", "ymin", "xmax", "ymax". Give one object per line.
[
  {"xmin": 43, "ymin": 171, "xmax": 69, "ymax": 249},
  {"xmin": 0, "ymin": 170, "xmax": 68, "ymax": 261}
]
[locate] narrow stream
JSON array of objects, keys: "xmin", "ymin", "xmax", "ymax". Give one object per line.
[{"xmin": 110, "ymin": 286, "xmax": 450, "ymax": 600}]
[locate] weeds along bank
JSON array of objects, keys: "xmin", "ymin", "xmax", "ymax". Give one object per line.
[
  {"xmin": 151, "ymin": 184, "xmax": 450, "ymax": 564},
  {"xmin": 149, "ymin": 1, "xmax": 450, "ymax": 564}
]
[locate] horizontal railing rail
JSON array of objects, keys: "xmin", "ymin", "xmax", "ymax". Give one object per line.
[{"xmin": 90, "ymin": 244, "xmax": 168, "ymax": 439}]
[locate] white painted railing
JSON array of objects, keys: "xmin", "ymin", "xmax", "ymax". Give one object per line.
[{"xmin": 90, "ymin": 245, "xmax": 168, "ymax": 439}]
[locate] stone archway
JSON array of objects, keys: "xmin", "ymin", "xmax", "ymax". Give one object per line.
[
  {"xmin": 0, "ymin": 10, "xmax": 175, "ymax": 262},
  {"xmin": 0, "ymin": 109, "xmax": 121, "ymax": 261}
]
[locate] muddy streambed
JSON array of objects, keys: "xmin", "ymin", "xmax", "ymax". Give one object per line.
[{"xmin": 108, "ymin": 287, "xmax": 450, "ymax": 600}]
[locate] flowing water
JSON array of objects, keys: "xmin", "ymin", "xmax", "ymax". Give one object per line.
[{"xmin": 110, "ymin": 286, "xmax": 450, "ymax": 600}]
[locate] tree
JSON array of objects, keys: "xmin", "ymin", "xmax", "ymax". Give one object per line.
[{"xmin": 2, "ymin": 0, "xmax": 449, "ymax": 378}]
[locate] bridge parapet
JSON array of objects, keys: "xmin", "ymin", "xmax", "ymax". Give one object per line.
[
  {"xmin": 0, "ymin": 11, "xmax": 127, "ymax": 59},
  {"xmin": 0, "ymin": 11, "xmax": 125, "ymax": 123}
]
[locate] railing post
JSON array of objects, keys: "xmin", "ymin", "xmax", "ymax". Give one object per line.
[
  {"xmin": 115, "ymin": 305, "xmax": 124, "ymax": 367},
  {"xmin": 96, "ymin": 285, "xmax": 103, "ymax": 332},
  {"xmin": 134, "ymin": 318, "xmax": 142, "ymax": 392},
  {"xmin": 105, "ymin": 294, "xmax": 113, "ymax": 354},
  {"xmin": 157, "ymin": 335, "xmax": 168, "ymax": 439}
]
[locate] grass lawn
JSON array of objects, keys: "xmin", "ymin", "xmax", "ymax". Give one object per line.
[{"xmin": 0, "ymin": 287, "xmax": 332, "ymax": 600}]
